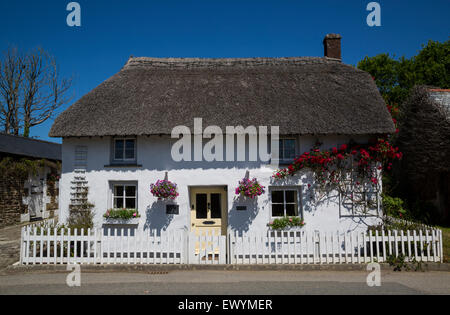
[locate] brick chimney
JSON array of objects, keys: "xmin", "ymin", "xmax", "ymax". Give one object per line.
[{"xmin": 323, "ymin": 34, "xmax": 342, "ymax": 60}]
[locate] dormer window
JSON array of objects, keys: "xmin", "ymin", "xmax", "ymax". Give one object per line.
[{"xmin": 113, "ymin": 138, "xmax": 136, "ymax": 162}]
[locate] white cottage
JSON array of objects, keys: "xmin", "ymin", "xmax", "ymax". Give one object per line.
[{"xmin": 49, "ymin": 34, "xmax": 395, "ymax": 238}]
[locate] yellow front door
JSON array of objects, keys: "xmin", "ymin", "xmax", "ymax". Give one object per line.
[{"xmin": 190, "ymin": 187, "xmax": 227, "ymax": 259}]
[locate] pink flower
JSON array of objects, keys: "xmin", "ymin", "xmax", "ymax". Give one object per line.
[{"xmin": 133, "ymin": 213, "xmax": 137, "ymax": 217}]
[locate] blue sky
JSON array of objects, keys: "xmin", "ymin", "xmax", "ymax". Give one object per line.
[{"xmin": 0, "ymin": 0, "xmax": 449, "ymax": 143}]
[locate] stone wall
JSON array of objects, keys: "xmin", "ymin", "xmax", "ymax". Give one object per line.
[{"xmin": 0, "ymin": 178, "xmax": 25, "ymax": 228}]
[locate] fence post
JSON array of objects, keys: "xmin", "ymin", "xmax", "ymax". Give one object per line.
[{"xmin": 20, "ymin": 226, "xmax": 24, "ymax": 265}]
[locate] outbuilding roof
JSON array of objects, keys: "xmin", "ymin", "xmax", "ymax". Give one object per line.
[{"xmin": 0, "ymin": 133, "xmax": 61, "ymax": 161}]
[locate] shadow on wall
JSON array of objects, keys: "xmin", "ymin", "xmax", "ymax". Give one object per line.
[
  {"xmin": 228, "ymin": 195, "xmax": 267, "ymax": 234},
  {"xmin": 144, "ymin": 200, "xmax": 175, "ymax": 233}
]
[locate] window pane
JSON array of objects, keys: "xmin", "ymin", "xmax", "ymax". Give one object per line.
[
  {"xmin": 114, "ymin": 185, "xmax": 124, "ymax": 197},
  {"xmin": 211, "ymin": 193, "xmax": 221, "ymax": 219},
  {"xmin": 125, "ymin": 140, "xmax": 135, "ymax": 159},
  {"xmin": 278, "ymin": 140, "xmax": 284, "ymax": 160},
  {"xmin": 271, "ymin": 191, "xmax": 284, "ymax": 203},
  {"xmin": 283, "ymin": 139, "xmax": 296, "ymax": 160},
  {"xmin": 286, "ymin": 204, "xmax": 297, "ymax": 216},
  {"xmin": 196, "ymin": 194, "xmax": 207, "ymax": 219},
  {"xmin": 125, "ymin": 198, "xmax": 136, "ymax": 209},
  {"xmin": 125, "ymin": 185, "xmax": 136, "ymax": 197},
  {"xmin": 114, "ymin": 140, "xmax": 124, "ymax": 159},
  {"xmin": 272, "ymin": 204, "xmax": 284, "ymax": 217},
  {"xmin": 285, "ymin": 190, "xmax": 296, "ymax": 203},
  {"xmin": 114, "ymin": 197, "xmax": 124, "ymax": 209}
]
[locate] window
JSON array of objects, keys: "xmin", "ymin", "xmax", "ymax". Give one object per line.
[
  {"xmin": 270, "ymin": 188, "xmax": 300, "ymax": 217},
  {"xmin": 279, "ymin": 139, "xmax": 296, "ymax": 163},
  {"xmin": 112, "ymin": 184, "xmax": 137, "ymax": 209},
  {"xmin": 113, "ymin": 139, "xmax": 136, "ymax": 161}
]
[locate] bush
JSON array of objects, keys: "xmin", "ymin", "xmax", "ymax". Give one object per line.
[
  {"xmin": 67, "ymin": 202, "xmax": 95, "ymax": 232},
  {"xmin": 382, "ymin": 194, "xmax": 407, "ymax": 218}
]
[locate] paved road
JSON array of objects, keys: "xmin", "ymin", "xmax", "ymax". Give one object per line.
[
  {"xmin": 0, "ymin": 270, "xmax": 449, "ymax": 295},
  {"xmin": 0, "ymin": 224, "xmax": 22, "ymax": 270}
]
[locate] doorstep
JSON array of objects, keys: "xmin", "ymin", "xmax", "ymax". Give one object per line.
[{"xmin": 3, "ymin": 262, "xmax": 450, "ymax": 274}]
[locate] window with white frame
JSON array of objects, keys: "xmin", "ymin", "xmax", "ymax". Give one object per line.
[
  {"xmin": 279, "ymin": 138, "xmax": 296, "ymax": 163},
  {"xmin": 113, "ymin": 138, "xmax": 136, "ymax": 161},
  {"xmin": 270, "ymin": 187, "xmax": 301, "ymax": 217},
  {"xmin": 112, "ymin": 183, "xmax": 137, "ymax": 209}
]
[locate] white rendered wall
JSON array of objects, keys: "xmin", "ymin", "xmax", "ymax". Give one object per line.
[{"xmin": 59, "ymin": 135, "xmax": 382, "ymax": 234}]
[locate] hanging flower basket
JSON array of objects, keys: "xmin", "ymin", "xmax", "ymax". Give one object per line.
[
  {"xmin": 235, "ymin": 177, "xmax": 265, "ymax": 199},
  {"xmin": 150, "ymin": 179, "xmax": 179, "ymax": 200}
]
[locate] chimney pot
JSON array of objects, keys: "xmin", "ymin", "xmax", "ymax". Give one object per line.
[{"xmin": 323, "ymin": 34, "xmax": 342, "ymax": 60}]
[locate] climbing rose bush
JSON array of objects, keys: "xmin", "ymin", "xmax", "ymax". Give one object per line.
[
  {"xmin": 235, "ymin": 178, "xmax": 265, "ymax": 198},
  {"xmin": 273, "ymin": 139, "xmax": 403, "ymax": 193},
  {"xmin": 150, "ymin": 180, "xmax": 179, "ymax": 200}
]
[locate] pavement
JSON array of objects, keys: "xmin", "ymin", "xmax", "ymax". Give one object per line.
[
  {"xmin": 0, "ymin": 224, "xmax": 22, "ymax": 271},
  {"xmin": 0, "ymin": 269, "xmax": 449, "ymax": 295}
]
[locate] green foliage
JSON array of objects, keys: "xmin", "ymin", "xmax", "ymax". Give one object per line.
[
  {"xmin": 67, "ymin": 202, "xmax": 95, "ymax": 232},
  {"xmin": 268, "ymin": 216, "xmax": 305, "ymax": 230},
  {"xmin": 413, "ymin": 40, "xmax": 450, "ymax": 89},
  {"xmin": 386, "ymin": 254, "xmax": 424, "ymax": 272},
  {"xmin": 357, "ymin": 39, "xmax": 449, "ymax": 106},
  {"xmin": 382, "ymin": 194, "xmax": 406, "ymax": 218},
  {"xmin": 0, "ymin": 157, "xmax": 43, "ymax": 181},
  {"xmin": 103, "ymin": 208, "xmax": 140, "ymax": 220}
]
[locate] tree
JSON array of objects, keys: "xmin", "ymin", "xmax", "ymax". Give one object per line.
[
  {"xmin": 0, "ymin": 47, "xmax": 73, "ymax": 137},
  {"xmin": 357, "ymin": 39, "xmax": 449, "ymax": 106}
]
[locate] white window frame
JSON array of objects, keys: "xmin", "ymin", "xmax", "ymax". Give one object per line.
[
  {"xmin": 113, "ymin": 138, "xmax": 136, "ymax": 162},
  {"xmin": 111, "ymin": 183, "xmax": 138, "ymax": 210},
  {"xmin": 269, "ymin": 186, "xmax": 302, "ymax": 218}
]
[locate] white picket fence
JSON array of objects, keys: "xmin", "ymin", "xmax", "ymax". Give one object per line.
[
  {"xmin": 229, "ymin": 229, "xmax": 443, "ymax": 264},
  {"xmin": 20, "ymin": 226, "xmax": 443, "ymax": 265}
]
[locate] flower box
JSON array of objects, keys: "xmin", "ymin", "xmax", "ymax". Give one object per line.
[
  {"xmin": 267, "ymin": 217, "xmax": 305, "ymax": 230},
  {"xmin": 103, "ymin": 218, "xmax": 140, "ymax": 225},
  {"xmin": 103, "ymin": 208, "xmax": 140, "ymax": 224}
]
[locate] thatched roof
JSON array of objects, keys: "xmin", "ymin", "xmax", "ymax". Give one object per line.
[
  {"xmin": 397, "ymin": 86, "xmax": 450, "ymax": 177},
  {"xmin": 49, "ymin": 57, "xmax": 395, "ymax": 137}
]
